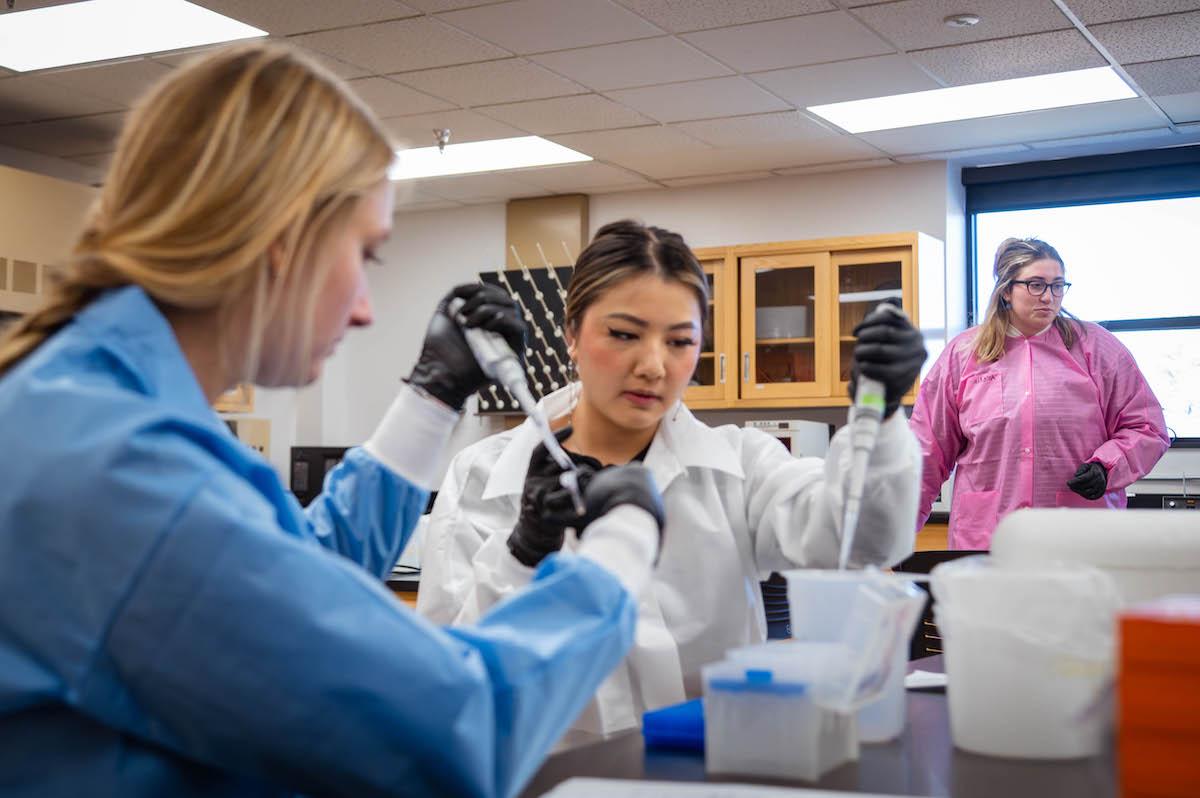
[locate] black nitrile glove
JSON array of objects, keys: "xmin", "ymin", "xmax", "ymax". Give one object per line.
[
  {"xmin": 848, "ymin": 300, "xmax": 927, "ymax": 418},
  {"xmin": 582, "ymin": 464, "xmax": 666, "ymax": 544},
  {"xmin": 406, "ymin": 283, "xmax": 526, "ymax": 411},
  {"xmin": 1066, "ymin": 461, "xmax": 1108, "ymax": 500},
  {"xmin": 507, "ymin": 428, "xmax": 602, "ymax": 568}
]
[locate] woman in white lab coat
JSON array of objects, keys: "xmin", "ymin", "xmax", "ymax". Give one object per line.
[{"xmin": 417, "ymin": 220, "xmax": 927, "ymax": 734}]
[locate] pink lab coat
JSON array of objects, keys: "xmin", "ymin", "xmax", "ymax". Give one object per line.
[{"xmin": 910, "ymin": 321, "xmax": 1169, "ymax": 549}]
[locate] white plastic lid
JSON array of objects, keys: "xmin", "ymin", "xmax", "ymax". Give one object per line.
[{"xmin": 991, "ymin": 509, "xmax": 1200, "ymax": 569}]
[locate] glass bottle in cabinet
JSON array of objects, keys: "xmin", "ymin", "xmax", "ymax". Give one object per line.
[
  {"xmin": 739, "ymin": 252, "xmax": 830, "ymax": 398},
  {"xmin": 832, "ymin": 248, "xmax": 912, "ymax": 393}
]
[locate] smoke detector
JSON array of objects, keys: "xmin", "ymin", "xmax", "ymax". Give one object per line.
[{"xmin": 944, "ymin": 13, "xmax": 981, "ymax": 27}]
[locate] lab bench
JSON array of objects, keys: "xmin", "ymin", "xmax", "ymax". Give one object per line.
[{"xmin": 521, "ymin": 656, "xmax": 1116, "ymax": 798}]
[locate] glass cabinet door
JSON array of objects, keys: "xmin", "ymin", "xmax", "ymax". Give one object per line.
[
  {"xmin": 739, "ymin": 252, "xmax": 830, "ymax": 398},
  {"xmin": 685, "ymin": 253, "xmax": 734, "ymax": 404},
  {"xmin": 832, "ymin": 248, "xmax": 912, "ymax": 395}
]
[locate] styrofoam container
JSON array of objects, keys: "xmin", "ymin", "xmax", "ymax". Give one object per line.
[
  {"xmin": 931, "ymin": 555, "xmax": 1121, "ymax": 759},
  {"xmin": 702, "ymin": 645, "xmax": 856, "ymax": 781},
  {"xmin": 990, "ymin": 509, "xmax": 1200, "ymax": 605},
  {"xmin": 783, "ymin": 569, "xmax": 924, "ymax": 743}
]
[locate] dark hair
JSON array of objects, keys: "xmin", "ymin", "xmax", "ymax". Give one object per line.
[{"xmin": 564, "ymin": 220, "xmax": 708, "ymax": 334}]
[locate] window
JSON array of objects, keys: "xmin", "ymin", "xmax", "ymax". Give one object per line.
[{"xmin": 965, "ymin": 147, "xmax": 1200, "ymax": 446}]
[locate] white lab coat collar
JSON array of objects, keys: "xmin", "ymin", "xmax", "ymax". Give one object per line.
[{"xmin": 481, "ymin": 383, "xmax": 743, "ymax": 501}]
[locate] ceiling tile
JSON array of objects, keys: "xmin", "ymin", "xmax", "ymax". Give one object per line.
[
  {"xmin": 598, "ymin": 137, "xmax": 881, "ymax": 178},
  {"xmin": 683, "ymin": 11, "xmax": 892, "ymax": 72},
  {"xmin": 857, "ymin": 98, "xmax": 1163, "ymax": 155},
  {"xmin": 382, "ymin": 109, "xmax": 524, "ymax": 147},
  {"xmin": 661, "ymin": 171, "xmax": 774, "ymax": 187},
  {"xmin": 672, "ymin": 111, "xmax": 841, "ymax": 147},
  {"xmin": 198, "ymin": 0, "xmax": 420, "ymax": 35},
  {"xmin": 347, "ymin": 77, "xmax": 455, "ymax": 117},
  {"xmin": 67, "ymin": 151, "xmax": 115, "ymax": 169},
  {"xmin": 391, "ymin": 182, "xmax": 455, "ymax": 206},
  {"xmin": 0, "ymin": 74, "xmax": 123, "ymax": 125},
  {"xmin": 750, "ymin": 54, "xmax": 938, "ymax": 107},
  {"xmin": 412, "ymin": 171, "xmax": 547, "ymax": 201},
  {"xmin": 516, "ymin": 161, "xmax": 653, "ymax": 191},
  {"xmin": 396, "ymin": 200, "xmax": 466, "ymax": 212},
  {"xmin": 852, "ymin": 0, "xmax": 1070, "ymax": 51},
  {"xmin": 393, "ymin": 59, "xmax": 584, "ymax": 105},
  {"xmin": 1091, "ymin": 11, "xmax": 1200, "ymax": 63},
  {"xmin": 531, "ymin": 37, "xmax": 731, "ymax": 91},
  {"xmin": 1154, "ymin": 91, "xmax": 1200, "ymax": 123},
  {"xmin": 1026, "ymin": 127, "xmax": 1175, "ymax": 149},
  {"xmin": 607, "ymin": 76, "xmax": 790, "ymax": 123},
  {"xmin": 1061, "ymin": 0, "xmax": 1200, "ymax": 24},
  {"xmin": 1126, "ymin": 57, "xmax": 1200, "ymax": 95},
  {"xmin": 290, "ymin": 18, "xmax": 510, "ymax": 73},
  {"xmin": 41, "ymin": 59, "xmax": 175, "ymax": 108},
  {"xmin": 912, "ymin": 30, "xmax": 1105, "ymax": 86},
  {"xmin": 153, "ymin": 43, "xmax": 371, "ymax": 78},
  {"xmin": 0, "ymin": 112, "xmax": 126, "ymax": 157},
  {"xmin": 438, "ymin": 0, "xmax": 662, "ymax": 54},
  {"xmin": 893, "ymin": 144, "xmax": 1030, "ymax": 162},
  {"xmin": 613, "ymin": 0, "xmax": 833, "ymax": 33},
  {"xmin": 476, "ymin": 94, "xmax": 652, "ymax": 134},
  {"xmin": 773, "ymin": 157, "xmax": 895, "ymax": 175},
  {"xmin": 406, "ymin": 0, "xmax": 509, "ymax": 8},
  {"xmin": 550, "ymin": 125, "xmax": 712, "ymax": 162}
]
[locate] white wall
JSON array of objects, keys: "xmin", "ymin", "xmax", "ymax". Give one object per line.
[
  {"xmin": 0, "ymin": 163, "xmax": 95, "ymax": 267},
  {"xmin": 293, "ymin": 161, "xmax": 958, "ymax": 487},
  {"xmin": 590, "ymin": 161, "xmax": 950, "ymax": 246}
]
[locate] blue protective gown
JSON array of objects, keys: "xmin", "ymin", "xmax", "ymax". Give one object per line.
[{"xmin": 0, "ymin": 286, "xmax": 637, "ymax": 798}]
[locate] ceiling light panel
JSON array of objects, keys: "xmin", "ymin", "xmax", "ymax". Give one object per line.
[
  {"xmin": 0, "ymin": 0, "xmax": 266, "ymax": 72},
  {"xmin": 808, "ymin": 67, "xmax": 1137, "ymax": 134},
  {"xmin": 390, "ymin": 136, "xmax": 592, "ymax": 180}
]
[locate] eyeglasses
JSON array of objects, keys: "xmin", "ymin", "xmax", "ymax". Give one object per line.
[{"xmin": 1011, "ymin": 279, "xmax": 1071, "ymax": 298}]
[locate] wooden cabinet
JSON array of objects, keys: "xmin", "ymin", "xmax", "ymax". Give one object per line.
[{"xmin": 686, "ymin": 232, "xmax": 935, "ymax": 410}]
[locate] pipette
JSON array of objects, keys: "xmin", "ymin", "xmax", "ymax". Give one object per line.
[
  {"xmin": 448, "ymin": 297, "xmax": 587, "ymax": 516},
  {"xmin": 838, "ymin": 300, "xmax": 907, "ymax": 570}
]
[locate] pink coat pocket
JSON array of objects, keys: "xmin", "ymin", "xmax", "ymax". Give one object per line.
[{"xmin": 949, "ymin": 489, "xmax": 1001, "ymax": 550}]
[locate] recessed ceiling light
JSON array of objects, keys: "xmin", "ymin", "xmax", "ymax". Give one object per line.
[
  {"xmin": 390, "ymin": 136, "xmax": 592, "ymax": 180},
  {"xmin": 806, "ymin": 67, "xmax": 1136, "ymax": 134},
  {"xmin": 0, "ymin": 0, "xmax": 266, "ymax": 72}
]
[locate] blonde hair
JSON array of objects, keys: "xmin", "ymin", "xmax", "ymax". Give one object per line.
[
  {"xmin": 0, "ymin": 42, "xmax": 393, "ymax": 384},
  {"xmin": 973, "ymin": 237, "xmax": 1082, "ymax": 363}
]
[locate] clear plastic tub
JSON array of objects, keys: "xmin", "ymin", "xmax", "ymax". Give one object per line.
[
  {"xmin": 702, "ymin": 646, "xmax": 856, "ymax": 781},
  {"xmin": 931, "ymin": 555, "xmax": 1121, "ymax": 759},
  {"xmin": 783, "ymin": 569, "xmax": 925, "ymax": 742}
]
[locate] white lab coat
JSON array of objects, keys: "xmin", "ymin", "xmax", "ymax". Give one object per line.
[{"xmin": 417, "ymin": 384, "xmax": 920, "ymax": 734}]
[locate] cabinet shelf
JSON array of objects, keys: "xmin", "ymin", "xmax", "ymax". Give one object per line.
[{"xmin": 684, "ymin": 233, "xmax": 932, "ymax": 408}]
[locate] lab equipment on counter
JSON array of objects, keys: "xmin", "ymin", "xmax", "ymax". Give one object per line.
[
  {"xmin": 642, "ymin": 698, "xmax": 705, "ymax": 752},
  {"xmin": 930, "ymin": 555, "xmax": 1121, "ymax": 759},
  {"xmin": 703, "ymin": 642, "xmax": 857, "ymax": 782},
  {"xmin": 449, "ymin": 296, "xmax": 585, "ymax": 515},
  {"xmin": 1119, "ymin": 595, "xmax": 1200, "ymax": 798},
  {"xmin": 989, "ymin": 508, "xmax": 1200, "ymax": 605},
  {"xmin": 784, "ymin": 568, "xmax": 924, "ymax": 742},
  {"xmin": 838, "ymin": 300, "xmax": 908, "ymax": 570}
]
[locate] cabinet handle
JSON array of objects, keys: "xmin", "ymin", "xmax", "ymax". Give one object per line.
[
  {"xmin": 743, "ymin": 352, "xmax": 750, "ymax": 383},
  {"xmin": 719, "ymin": 353, "xmax": 726, "ymax": 384}
]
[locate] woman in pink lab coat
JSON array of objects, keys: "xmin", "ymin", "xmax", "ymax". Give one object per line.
[{"xmin": 910, "ymin": 237, "xmax": 1169, "ymax": 550}]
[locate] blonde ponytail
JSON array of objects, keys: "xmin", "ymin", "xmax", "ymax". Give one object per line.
[{"xmin": 0, "ymin": 41, "xmax": 393, "ymax": 382}]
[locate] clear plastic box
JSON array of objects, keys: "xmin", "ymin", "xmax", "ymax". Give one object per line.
[{"xmin": 702, "ymin": 645, "xmax": 857, "ymax": 781}]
